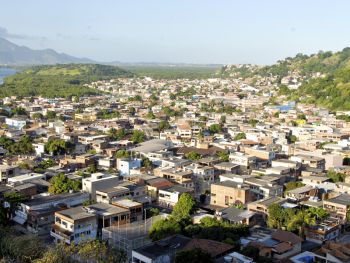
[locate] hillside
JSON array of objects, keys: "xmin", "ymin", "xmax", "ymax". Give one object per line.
[
  {"xmin": 0, "ymin": 37, "xmax": 95, "ymax": 65},
  {"xmin": 221, "ymin": 47, "xmax": 350, "ymax": 110},
  {"xmin": 0, "ymin": 64, "xmax": 134, "ymax": 98}
]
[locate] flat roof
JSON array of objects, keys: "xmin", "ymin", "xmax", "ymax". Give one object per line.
[
  {"xmin": 87, "ymin": 203, "xmax": 128, "ymax": 216},
  {"xmin": 57, "ymin": 206, "xmax": 95, "ymax": 221}
]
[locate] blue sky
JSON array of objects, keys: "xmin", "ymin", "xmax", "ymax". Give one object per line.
[{"xmin": 1, "ymin": 0, "xmax": 350, "ymax": 64}]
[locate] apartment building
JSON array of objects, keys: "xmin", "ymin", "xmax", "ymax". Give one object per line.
[
  {"xmin": 210, "ymin": 181, "xmax": 254, "ymax": 207},
  {"xmin": 51, "ymin": 206, "xmax": 97, "ymax": 244},
  {"xmin": 82, "ymin": 173, "xmax": 119, "ymax": 200}
]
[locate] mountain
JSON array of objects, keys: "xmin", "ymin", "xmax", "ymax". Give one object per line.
[{"xmin": 0, "ymin": 37, "xmax": 95, "ymax": 65}]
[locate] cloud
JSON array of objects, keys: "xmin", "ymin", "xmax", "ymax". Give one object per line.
[{"xmin": 0, "ymin": 26, "xmax": 46, "ymax": 40}]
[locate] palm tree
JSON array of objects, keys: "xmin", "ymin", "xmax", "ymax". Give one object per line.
[{"xmin": 287, "ymin": 210, "xmax": 316, "ymax": 238}]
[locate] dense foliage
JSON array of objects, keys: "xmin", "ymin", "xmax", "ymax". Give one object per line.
[
  {"xmin": 1, "ymin": 64, "xmax": 134, "ymax": 98},
  {"xmin": 48, "ymin": 173, "xmax": 81, "ymax": 194}
]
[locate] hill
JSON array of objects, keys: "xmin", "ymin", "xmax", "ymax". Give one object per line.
[
  {"xmin": 221, "ymin": 47, "xmax": 350, "ymax": 110},
  {"xmin": 0, "ymin": 64, "xmax": 134, "ymax": 98},
  {"xmin": 0, "ymin": 37, "xmax": 95, "ymax": 65}
]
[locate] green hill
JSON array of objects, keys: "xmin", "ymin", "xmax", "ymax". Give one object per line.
[
  {"xmin": 222, "ymin": 47, "xmax": 350, "ymax": 80},
  {"xmin": 221, "ymin": 47, "xmax": 350, "ymax": 110},
  {"xmin": 0, "ymin": 64, "xmax": 134, "ymax": 98}
]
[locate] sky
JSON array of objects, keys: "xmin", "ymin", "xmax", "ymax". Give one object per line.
[{"xmin": 1, "ymin": 0, "xmax": 350, "ymax": 65}]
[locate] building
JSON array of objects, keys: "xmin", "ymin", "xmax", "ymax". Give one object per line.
[
  {"xmin": 0, "ymin": 164, "xmax": 19, "ymax": 183},
  {"xmin": 158, "ymin": 185, "xmax": 194, "ymax": 208},
  {"xmin": 210, "ymin": 181, "xmax": 254, "ymax": 207},
  {"xmin": 117, "ymin": 158, "xmax": 142, "ymax": 176},
  {"xmin": 82, "ymin": 173, "xmax": 119, "ymax": 200},
  {"xmin": 323, "ymin": 193, "xmax": 350, "ymax": 223},
  {"xmin": 51, "ymin": 206, "xmax": 97, "ymax": 244},
  {"xmin": 132, "ymin": 234, "xmax": 233, "ymax": 263}
]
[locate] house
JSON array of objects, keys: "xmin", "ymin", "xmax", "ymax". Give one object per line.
[
  {"xmin": 323, "ymin": 193, "xmax": 350, "ymax": 223},
  {"xmin": 112, "ymin": 199, "xmax": 143, "ymax": 222},
  {"xmin": 15, "ymin": 192, "xmax": 90, "ymax": 234},
  {"xmin": 158, "ymin": 185, "xmax": 194, "ymax": 208},
  {"xmin": 86, "ymin": 202, "xmax": 130, "ymax": 234},
  {"xmin": 7, "ymin": 173, "xmax": 46, "ymax": 187},
  {"xmin": 245, "ymin": 229, "xmax": 303, "ymax": 260},
  {"xmin": 305, "ymin": 218, "xmax": 341, "ymax": 244},
  {"xmin": 132, "ymin": 234, "xmax": 233, "ymax": 263},
  {"xmin": 247, "ymin": 196, "xmax": 287, "ymax": 220},
  {"xmin": 210, "ymin": 181, "xmax": 254, "ymax": 207},
  {"xmin": 285, "ymin": 185, "xmax": 315, "ymax": 202},
  {"xmin": 0, "ymin": 164, "xmax": 19, "ymax": 183},
  {"xmin": 5, "ymin": 117, "xmax": 27, "ymax": 129},
  {"xmin": 290, "ymin": 154, "xmax": 326, "ymax": 171},
  {"xmin": 245, "ymin": 177, "xmax": 283, "ymax": 199},
  {"xmin": 82, "ymin": 173, "xmax": 119, "ymax": 201},
  {"xmin": 215, "ymin": 206, "xmax": 258, "ymax": 226},
  {"xmin": 51, "ymin": 206, "xmax": 97, "ymax": 244},
  {"xmin": 117, "ymin": 158, "xmax": 142, "ymax": 176},
  {"xmin": 154, "ymin": 168, "xmax": 194, "ymax": 189}
]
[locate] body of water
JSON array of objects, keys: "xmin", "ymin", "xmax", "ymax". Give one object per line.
[{"xmin": 0, "ymin": 68, "xmax": 17, "ymax": 85}]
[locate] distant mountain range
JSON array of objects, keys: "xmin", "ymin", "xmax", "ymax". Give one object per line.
[{"xmin": 0, "ymin": 37, "xmax": 95, "ymax": 65}]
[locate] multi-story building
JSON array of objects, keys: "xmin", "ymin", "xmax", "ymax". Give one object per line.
[
  {"xmin": 210, "ymin": 181, "xmax": 254, "ymax": 207},
  {"xmin": 82, "ymin": 173, "xmax": 119, "ymax": 200},
  {"xmin": 51, "ymin": 206, "xmax": 97, "ymax": 244}
]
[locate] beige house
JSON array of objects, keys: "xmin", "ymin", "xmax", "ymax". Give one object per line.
[{"xmin": 210, "ymin": 181, "xmax": 254, "ymax": 207}]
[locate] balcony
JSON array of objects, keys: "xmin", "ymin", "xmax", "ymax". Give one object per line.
[{"xmin": 50, "ymin": 224, "xmax": 73, "ymax": 244}]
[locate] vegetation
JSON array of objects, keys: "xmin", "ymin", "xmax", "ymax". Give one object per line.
[
  {"xmin": 48, "ymin": 173, "xmax": 81, "ymax": 194},
  {"xmin": 217, "ymin": 151, "xmax": 229, "ymax": 162},
  {"xmin": 285, "ymin": 181, "xmax": 305, "ymax": 192},
  {"xmin": 34, "ymin": 239, "xmax": 126, "ymax": 263},
  {"xmin": 209, "ymin": 124, "xmax": 222, "ymax": 134},
  {"xmin": 108, "ymin": 128, "xmax": 126, "ymax": 141},
  {"xmin": 124, "ymin": 65, "xmax": 219, "ymax": 80},
  {"xmin": 233, "ymin": 132, "xmax": 246, "ymax": 141},
  {"xmin": 115, "ymin": 149, "xmax": 130, "ymax": 159},
  {"xmin": 0, "ymin": 192, "xmax": 27, "ymax": 226},
  {"xmin": 0, "ymin": 228, "xmax": 45, "ymax": 262},
  {"xmin": 327, "ymin": 169, "xmax": 347, "ymax": 183},
  {"xmin": 268, "ymin": 204, "xmax": 328, "ymax": 237},
  {"xmin": 131, "ymin": 130, "xmax": 146, "ymax": 144},
  {"xmin": 45, "ymin": 138, "xmax": 73, "ymax": 155},
  {"xmin": 0, "ymin": 135, "xmax": 34, "ymax": 155},
  {"xmin": 185, "ymin": 151, "xmax": 202, "ymax": 161},
  {"xmin": 1, "ymin": 64, "xmax": 133, "ymax": 98}
]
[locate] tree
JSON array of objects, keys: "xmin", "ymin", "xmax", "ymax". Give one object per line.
[
  {"xmin": 45, "ymin": 139, "xmax": 72, "ymax": 155},
  {"xmin": 149, "ymin": 219, "xmax": 181, "ymax": 241},
  {"xmin": 209, "ymin": 124, "xmax": 222, "ymax": 134},
  {"xmin": 185, "ymin": 151, "xmax": 202, "ymax": 161},
  {"xmin": 142, "ymin": 157, "xmax": 153, "ymax": 168},
  {"xmin": 32, "ymin": 113, "xmax": 44, "ymax": 120},
  {"xmin": 131, "ymin": 130, "xmax": 145, "ymax": 144},
  {"xmin": 48, "ymin": 173, "xmax": 81, "ymax": 194},
  {"xmin": 46, "ymin": 111, "xmax": 57, "ymax": 120},
  {"xmin": 115, "ymin": 149, "xmax": 130, "ymax": 158},
  {"xmin": 217, "ymin": 151, "xmax": 229, "ymax": 162},
  {"xmin": 171, "ymin": 193, "xmax": 196, "ymax": 223},
  {"xmin": 34, "ymin": 239, "xmax": 126, "ymax": 263},
  {"xmin": 158, "ymin": 120, "xmax": 170, "ymax": 132},
  {"xmin": 175, "ymin": 248, "xmax": 213, "ymax": 263},
  {"xmin": 129, "ymin": 106, "xmax": 136, "ymax": 116},
  {"xmin": 307, "ymin": 207, "xmax": 329, "ymax": 220},
  {"xmin": 0, "ymin": 192, "xmax": 27, "ymax": 226},
  {"xmin": 327, "ymin": 169, "xmax": 346, "ymax": 182},
  {"xmin": 11, "ymin": 107, "xmax": 27, "ymax": 116},
  {"xmin": 0, "ymin": 229, "xmax": 45, "ymax": 263},
  {"xmin": 267, "ymin": 203, "xmax": 286, "ymax": 229},
  {"xmin": 287, "ymin": 210, "xmax": 316, "ymax": 237},
  {"xmin": 146, "ymin": 112, "xmax": 156, "ymax": 119},
  {"xmin": 233, "ymin": 132, "xmax": 246, "ymax": 141},
  {"xmin": 108, "ymin": 128, "xmax": 126, "ymax": 140}
]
